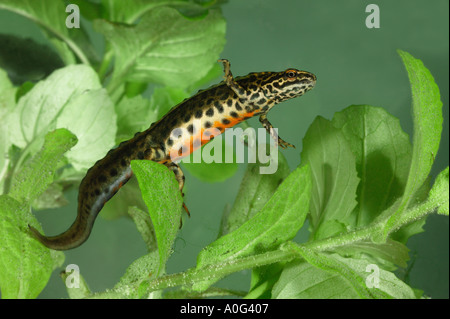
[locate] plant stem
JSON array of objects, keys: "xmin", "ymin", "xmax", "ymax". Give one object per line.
[{"xmin": 144, "ymin": 249, "xmax": 297, "ymax": 293}]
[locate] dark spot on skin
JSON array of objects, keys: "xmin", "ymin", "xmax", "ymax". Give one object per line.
[
  {"xmin": 121, "ymin": 159, "xmax": 127, "ymax": 167},
  {"xmin": 187, "ymin": 124, "xmax": 194, "ymax": 134},
  {"xmin": 230, "ymin": 111, "xmax": 239, "ymax": 118},
  {"xmin": 214, "ymin": 101, "xmax": 224, "ymax": 113},
  {"xmin": 204, "ymin": 121, "xmax": 212, "ymax": 128},
  {"xmin": 206, "ymin": 108, "xmax": 214, "ymax": 117},
  {"xmin": 207, "ymin": 98, "xmax": 214, "ymax": 105},
  {"xmin": 227, "ymin": 99, "xmax": 233, "ymax": 107},
  {"xmin": 137, "ymin": 151, "xmax": 144, "ymax": 159},
  {"xmin": 222, "ymin": 119, "xmax": 230, "ymax": 125},
  {"xmin": 183, "ymin": 114, "xmax": 191, "ymax": 123},
  {"xmin": 110, "ymin": 168, "xmax": 118, "ymax": 177},
  {"xmin": 235, "ymin": 102, "xmax": 242, "ymax": 111},
  {"xmin": 195, "ymin": 110, "xmax": 203, "ymax": 119},
  {"xmin": 98, "ymin": 175, "xmax": 107, "ymax": 183},
  {"xmin": 250, "ymin": 93, "xmax": 259, "ymax": 100},
  {"xmin": 95, "ymin": 189, "xmax": 101, "ymax": 196},
  {"xmin": 197, "ymin": 99, "xmax": 205, "ymax": 107},
  {"xmin": 154, "ymin": 149, "xmax": 161, "ymax": 160},
  {"xmin": 144, "ymin": 149, "xmax": 152, "ymax": 157},
  {"xmin": 167, "ymin": 138, "xmax": 173, "ymax": 146},
  {"xmin": 257, "ymin": 98, "xmax": 267, "ymax": 105}
]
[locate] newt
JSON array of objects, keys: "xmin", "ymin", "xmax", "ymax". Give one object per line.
[{"xmin": 29, "ymin": 59, "xmax": 316, "ymax": 250}]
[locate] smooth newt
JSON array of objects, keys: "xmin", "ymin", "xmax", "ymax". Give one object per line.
[{"xmin": 29, "ymin": 59, "xmax": 316, "ymax": 250}]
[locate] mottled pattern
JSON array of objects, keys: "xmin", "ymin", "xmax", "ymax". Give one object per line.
[{"xmin": 29, "ymin": 60, "xmax": 316, "ymax": 250}]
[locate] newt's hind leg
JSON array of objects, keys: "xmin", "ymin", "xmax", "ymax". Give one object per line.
[{"xmin": 166, "ymin": 162, "xmax": 190, "ymax": 217}]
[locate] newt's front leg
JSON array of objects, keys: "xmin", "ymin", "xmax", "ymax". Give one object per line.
[
  {"xmin": 218, "ymin": 59, "xmax": 247, "ymax": 99},
  {"xmin": 259, "ymin": 114, "xmax": 295, "ymax": 149}
]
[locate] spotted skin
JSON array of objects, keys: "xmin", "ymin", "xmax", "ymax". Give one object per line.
[{"xmin": 29, "ymin": 59, "xmax": 316, "ymax": 250}]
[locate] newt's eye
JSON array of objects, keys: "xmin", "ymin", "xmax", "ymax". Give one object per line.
[{"xmin": 285, "ymin": 70, "xmax": 297, "ymax": 79}]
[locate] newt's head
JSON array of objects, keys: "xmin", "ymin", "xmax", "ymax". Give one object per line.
[{"xmin": 259, "ymin": 68, "xmax": 316, "ymax": 103}]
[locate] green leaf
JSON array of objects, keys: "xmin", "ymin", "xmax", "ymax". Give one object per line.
[
  {"xmin": 383, "ymin": 50, "xmax": 443, "ymax": 238},
  {"xmin": 333, "ymin": 239, "xmax": 410, "ymax": 269},
  {"xmin": 246, "ymin": 262, "xmax": 285, "ymax": 299},
  {"xmin": 390, "ymin": 177, "xmax": 430, "ymax": 243},
  {"xmin": 128, "ymin": 206, "xmax": 157, "ymax": 252},
  {"xmin": 219, "ymin": 150, "xmax": 289, "ymax": 236},
  {"xmin": 113, "ymin": 251, "xmax": 160, "ymax": 299},
  {"xmin": 427, "ymin": 167, "xmax": 449, "ymax": 216},
  {"xmin": 32, "ymin": 182, "xmax": 69, "ymax": 210},
  {"xmin": 0, "ymin": 0, "xmax": 87, "ymax": 64},
  {"xmin": 194, "ymin": 164, "xmax": 312, "ymax": 290},
  {"xmin": 70, "ymin": 0, "xmax": 101, "ymax": 21},
  {"xmin": 0, "ymin": 68, "xmax": 16, "ymax": 190},
  {"xmin": 9, "ymin": 65, "xmax": 116, "ymax": 171},
  {"xmin": 131, "ymin": 160, "xmax": 183, "ymax": 275},
  {"xmin": 9, "ymin": 128, "xmax": 77, "ymax": 202},
  {"xmin": 56, "ymin": 89, "xmax": 117, "ymax": 171},
  {"xmin": 272, "ymin": 260, "xmax": 360, "ymax": 299},
  {"xmin": 0, "ymin": 194, "xmax": 64, "ymax": 298},
  {"xmin": 332, "ymin": 106, "xmax": 412, "ymax": 227},
  {"xmin": 101, "ymin": 0, "xmax": 211, "ymax": 24},
  {"xmin": 274, "ymin": 244, "xmax": 416, "ymax": 299},
  {"xmin": 9, "ymin": 65, "xmax": 99, "ymax": 148},
  {"xmin": 60, "ymin": 268, "xmax": 91, "ymax": 299},
  {"xmin": 15, "ymin": 81, "xmax": 35, "ymax": 101},
  {"xmin": 95, "ymin": 7, "xmax": 226, "ymax": 91},
  {"xmin": 181, "ymin": 138, "xmax": 238, "ymax": 183},
  {"xmin": 0, "ymin": 34, "xmax": 64, "ymax": 84},
  {"xmin": 90, "ymin": 251, "xmax": 160, "ymax": 299},
  {"xmin": 115, "ymin": 95, "xmax": 155, "ymax": 143},
  {"xmin": 223, "ymin": 151, "xmax": 290, "ymax": 298},
  {"xmin": 151, "ymin": 86, "xmax": 189, "ymax": 122},
  {"xmin": 186, "ymin": 62, "xmax": 222, "ymax": 93},
  {"xmin": 301, "ymin": 116, "xmax": 359, "ymax": 239}
]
